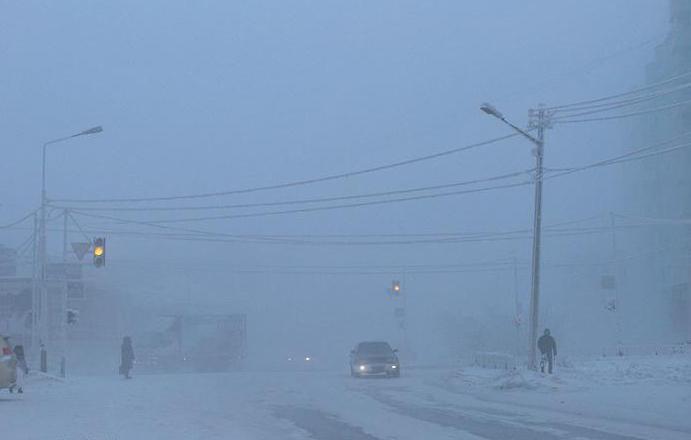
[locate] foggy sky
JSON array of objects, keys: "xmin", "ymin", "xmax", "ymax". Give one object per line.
[{"xmin": 0, "ymin": 1, "xmax": 669, "ymax": 363}]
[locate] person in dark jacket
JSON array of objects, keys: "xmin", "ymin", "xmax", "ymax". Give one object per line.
[
  {"xmin": 537, "ymin": 328, "xmax": 557, "ymax": 374},
  {"xmin": 120, "ymin": 336, "xmax": 135, "ymax": 379},
  {"xmin": 10, "ymin": 345, "xmax": 28, "ymax": 394}
]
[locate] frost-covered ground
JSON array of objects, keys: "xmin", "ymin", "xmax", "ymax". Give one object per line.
[{"xmin": 2, "ymin": 355, "xmax": 690, "ymax": 440}]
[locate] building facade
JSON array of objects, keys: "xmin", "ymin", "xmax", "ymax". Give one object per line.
[{"xmin": 625, "ymin": 0, "xmax": 691, "ymax": 343}]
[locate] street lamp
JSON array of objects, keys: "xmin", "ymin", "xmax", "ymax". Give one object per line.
[
  {"xmin": 36, "ymin": 126, "xmax": 103, "ymax": 371},
  {"xmin": 481, "ymin": 103, "xmax": 548, "ymax": 371}
]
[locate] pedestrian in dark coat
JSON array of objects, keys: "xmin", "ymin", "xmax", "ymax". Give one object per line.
[
  {"xmin": 10, "ymin": 345, "xmax": 28, "ymax": 394},
  {"xmin": 120, "ymin": 336, "xmax": 135, "ymax": 379},
  {"xmin": 537, "ymin": 328, "xmax": 557, "ymax": 374}
]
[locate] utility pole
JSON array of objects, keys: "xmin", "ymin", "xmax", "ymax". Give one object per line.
[
  {"xmin": 609, "ymin": 212, "xmax": 624, "ymax": 355},
  {"xmin": 526, "ymin": 107, "xmax": 547, "ymax": 371},
  {"xmin": 63, "ymin": 209, "xmax": 69, "ymax": 263},
  {"xmin": 38, "ymin": 153, "xmax": 48, "ymax": 370},
  {"xmin": 481, "ymin": 103, "xmax": 552, "ymax": 370},
  {"xmin": 513, "ymin": 256, "xmax": 522, "ymax": 357},
  {"xmin": 60, "ymin": 208, "xmax": 70, "ymax": 377},
  {"xmin": 31, "ymin": 212, "xmax": 39, "ymax": 361}
]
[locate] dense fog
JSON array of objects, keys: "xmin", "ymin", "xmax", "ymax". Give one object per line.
[{"xmin": 1, "ymin": 2, "xmax": 689, "ymax": 439}]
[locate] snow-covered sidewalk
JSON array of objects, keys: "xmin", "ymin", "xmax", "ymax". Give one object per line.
[{"xmin": 438, "ymin": 354, "xmax": 691, "ymax": 434}]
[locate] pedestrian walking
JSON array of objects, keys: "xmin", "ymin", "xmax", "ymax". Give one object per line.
[
  {"xmin": 537, "ymin": 328, "xmax": 557, "ymax": 374},
  {"xmin": 119, "ymin": 336, "xmax": 135, "ymax": 379},
  {"xmin": 10, "ymin": 345, "xmax": 28, "ymax": 394}
]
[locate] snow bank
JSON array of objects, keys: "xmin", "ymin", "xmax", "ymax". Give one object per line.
[{"xmin": 443, "ymin": 353, "xmax": 691, "ymax": 433}]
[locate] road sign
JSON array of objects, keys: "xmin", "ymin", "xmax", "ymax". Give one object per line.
[{"xmin": 71, "ymin": 242, "xmax": 91, "ymax": 261}]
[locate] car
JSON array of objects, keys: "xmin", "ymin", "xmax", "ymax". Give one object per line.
[
  {"xmin": 349, "ymin": 341, "xmax": 400, "ymax": 378},
  {"xmin": 0, "ymin": 336, "xmax": 17, "ymax": 391},
  {"xmin": 284, "ymin": 353, "xmax": 319, "ymax": 372}
]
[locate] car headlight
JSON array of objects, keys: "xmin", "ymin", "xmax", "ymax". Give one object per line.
[
  {"xmin": 359, "ymin": 365, "xmax": 366, "ymax": 371},
  {"xmin": 391, "ymin": 365, "xmax": 397, "ymax": 369}
]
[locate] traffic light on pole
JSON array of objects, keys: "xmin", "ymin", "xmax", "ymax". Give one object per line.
[{"xmin": 93, "ymin": 237, "xmax": 106, "ymax": 267}]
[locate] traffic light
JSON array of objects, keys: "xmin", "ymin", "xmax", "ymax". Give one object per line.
[
  {"xmin": 93, "ymin": 237, "xmax": 106, "ymax": 267},
  {"xmin": 392, "ymin": 280, "xmax": 401, "ymax": 296}
]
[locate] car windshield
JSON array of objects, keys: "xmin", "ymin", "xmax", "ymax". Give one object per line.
[
  {"xmin": 1, "ymin": 2, "xmax": 688, "ymax": 439},
  {"xmin": 358, "ymin": 343, "xmax": 393, "ymax": 355}
]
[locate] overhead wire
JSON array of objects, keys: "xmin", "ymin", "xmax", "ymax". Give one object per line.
[
  {"xmin": 50, "ymin": 169, "xmax": 534, "ymax": 213},
  {"xmin": 544, "ymin": 70, "xmax": 691, "ymax": 111},
  {"xmin": 52, "ymin": 132, "xmax": 522, "ymax": 204},
  {"xmin": 67, "ymin": 133, "xmax": 691, "ymax": 225},
  {"xmin": 551, "ymin": 81, "xmax": 691, "ymax": 116},
  {"xmin": 546, "ymin": 139, "xmax": 691, "ymax": 180},
  {"xmin": 95, "ymin": 181, "xmax": 534, "ymax": 224},
  {"xmin": 0, "ymin": 209, "xmax": 37, "ymax": 229},
  {"xmin": 554, "ymin": 97, "xmax": 691, "ymax": 124}
]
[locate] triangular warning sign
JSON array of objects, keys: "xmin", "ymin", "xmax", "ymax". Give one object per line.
[{"xmin": 71, "ymin": 242, "xmax": 91, "ymax": 261}]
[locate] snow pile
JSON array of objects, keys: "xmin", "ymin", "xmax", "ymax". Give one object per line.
[
  {"xmin": 568, "ymin": 355, "xmax": 691, "ymax": 386},
  {"xmin": 492, "ymin": 368, "xmax": 537, "ymax": 390},
  {"xmin": 446, "ymin": 354, "xmax": 691, "ymax": 398},
  {"xmin": 449, "ymin": 353, "xmax": 691, "ymax": 392}
]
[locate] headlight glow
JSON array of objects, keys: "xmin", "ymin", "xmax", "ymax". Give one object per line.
[
  {"xmin": 359, "ymin": 365, "xmax": 366, "ymax": 371},
  {"xmin": 391, "ymin": 365, "xmax": 397, "ymax": 369}
]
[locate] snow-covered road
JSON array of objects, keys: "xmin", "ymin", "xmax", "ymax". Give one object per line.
[{"xmin": 3, "ymin": 365, "xmax": 690, "ymax": 440}]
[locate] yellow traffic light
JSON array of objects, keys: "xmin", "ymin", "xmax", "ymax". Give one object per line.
[{"xmin": 93, "ymin": 237, "xmax": 106, "ymax": 267}]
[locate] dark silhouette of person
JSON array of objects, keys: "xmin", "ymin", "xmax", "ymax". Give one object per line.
[
  {"xmin": 537, "ymin": 328, "xmax": 557, "ymax": 374},
  {"xmin": 120, "ymin": 336, "xmax": 135, "ymax": 379},
  {"xmin": 10, "ymin": 345, "xmax": 28, "ymax": 394}
]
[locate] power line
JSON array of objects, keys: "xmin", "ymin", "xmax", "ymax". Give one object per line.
[
  {"xmin": 6, "ymin": 214, "xmax": 667, "ymax": 247},
  {"xmin": 554, "ymin": 97, "xmax": 691, "ymax": 124},
  {"xmin": 552, "ymin": 81, "xmax": 691, "ymax": 116},
  {"xmin": 101, "ymin": 181, "xmax": 534, "ymax": 224},
  {"xmin": 544, "ymin": 70, "xmax": 691, "ymax": 111},
  {"xmin": 0, "ymin": 209, "xmax": 37, "ymax": 229},
  {"xmin": 52, "ymin": 132, "xmax": 521, "ymax": 204},
  {"xmin": 50, "ymin": 169, "xmax": 533, "ymax": 213},
  {"xmin": 69, "ymin": 134, "xmax": 691, "ymax": 225},
  {"xmin": 64, "ymin": 218, "xmax": 656, "ymax": 246},
  {"xmin": 55, "ymin": 213, "xmax": 604, "ymax": 240},
  {"xmin": 546, "ymin": 139, "xmax": 691, "ymax": 180}
]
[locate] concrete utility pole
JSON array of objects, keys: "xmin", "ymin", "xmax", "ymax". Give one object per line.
[
  {"xmin": 480, "ymin": 103, "xmax": 551, "ymax": 370},
  {"xmin": 527, "ymin": 107, "xmax": 547, "ymax": 371},
  {"xmin": 609, "ymin": 212, "xmax": 624, "ymax": 355},
  {"xmin": 37, "ymin": 126, "xmax": 103, "ymax": 366},
  {"xmin": 63, "ymin": 209, "xmax": 69, "ymax": 263}
]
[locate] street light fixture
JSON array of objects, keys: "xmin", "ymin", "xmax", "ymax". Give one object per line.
[
  {"xmin": 480, "ymin": 103, "xmax": 504, "ymax": 120},
  {"xmin": 481, "ymin": 103, "xmax": 548, "ymax": 371},
  {"xmin": 78, "ymin": 126, "xmax": 104, "ymax": 136}
]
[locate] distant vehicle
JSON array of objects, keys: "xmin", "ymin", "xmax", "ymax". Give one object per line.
[
  {"xmin": 0, "ymin": 335, "xmax": 17, "ymax": 390},
  {"xmin": 349, "ymin": 341, "xmax": 400, "ymax": 378},
  {"xmin": 285, "ymin": 354, "xmax": 316, "ymax": 371}
]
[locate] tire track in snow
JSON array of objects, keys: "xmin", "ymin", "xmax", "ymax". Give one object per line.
[
  {"xmin": 273, "ymin": 406, "xmax": 383, "ymax": 440},
  {"xmin": 362, "ymin": 389, "xmax": 647, "ymax": 440}
]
